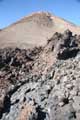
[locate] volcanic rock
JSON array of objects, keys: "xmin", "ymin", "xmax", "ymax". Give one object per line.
[{"xmin": 0, "ymin": 29, "xmax": 80, "ymax": 120}]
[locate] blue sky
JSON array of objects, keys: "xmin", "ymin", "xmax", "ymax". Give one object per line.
[{"xmin": 0, "ymin": 0, "xmax": 80, "ymax": 29}]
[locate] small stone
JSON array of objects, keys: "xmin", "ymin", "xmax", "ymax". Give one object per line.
[
  {"xmin": 56, "ymin": 79, "xmax": 60, "ymax": 84},
  {"xmin": 70, "ymin": 90, "xmax": 78, "ymax": 96},
  {"xmin": 62, "ymin": 76, "xmax": 68, "ymax": 82},
  {"xmin": 73, "ymin": 96, "xmax": 80, "ymax": 111},
  {"xmin": 46, "ymin": 85, "xmax": 53, "ymax": 95},
  {"xmin": 66, "ymin": 84, "xmax": 73, "ymax": 90},
  {"xmin": 59, "ymin": 96, "xmax": 69, "ymax": 107},
  {"xmin": 48, "ymin": 70, "xmax": 55, "ymax": 79},
  {"xmin": 59, "ymin": 102, "xmax": 64, "ymax": 107}
]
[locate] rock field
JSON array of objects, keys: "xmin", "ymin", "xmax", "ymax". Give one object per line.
[{"xmin": 0, "ymin": 30, "xmax": 80, "ymax": 120}]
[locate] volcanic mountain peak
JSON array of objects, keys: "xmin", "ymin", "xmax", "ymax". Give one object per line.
[
  {"xmin": 5, "ymin": 11, "xmax": 76, "ymax": 28},
  {"xmin": 0, "ymin": 12, "xmax": 80, "ymax": 49},
  {"xmin": 7, "ymin": 12, "xmax": 53, "ymax": 28},
  {"xmin": 4, "ymin": 11, "xmax": 77, "ymax": 31}
]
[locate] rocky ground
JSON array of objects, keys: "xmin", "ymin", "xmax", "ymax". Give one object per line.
[{"xmin": 0, "ymin": 30, "xmax": 80, "ymax": 120}]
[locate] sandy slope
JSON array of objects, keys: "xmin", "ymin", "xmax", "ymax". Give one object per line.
[{"xmin": 0, "ymin": 12, "xmax": 80, "ymax": 48}]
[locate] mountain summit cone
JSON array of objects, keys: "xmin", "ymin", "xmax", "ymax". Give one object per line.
[{"xmin": 0, "ymin": 12, "xmax": 80, "ymax": 49}]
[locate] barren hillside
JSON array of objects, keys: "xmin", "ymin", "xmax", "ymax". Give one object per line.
[{"xmin": 0, "ymin": 12, "xmax": 80, "ymax": 48}]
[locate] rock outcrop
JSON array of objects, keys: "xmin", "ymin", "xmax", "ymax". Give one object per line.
[{"xmin": 0, "ymin": 30, "xmax": 80, "ymax": 120}]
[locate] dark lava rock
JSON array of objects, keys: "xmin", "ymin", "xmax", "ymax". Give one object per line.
[{"xmin": 0, "ymin": 30, "xmax": 80, "ymax": 120}]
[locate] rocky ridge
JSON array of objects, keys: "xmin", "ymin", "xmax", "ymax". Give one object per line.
[{"xmin": 0, "ymin": 30, "xmax": 80, "ymax": 120}]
